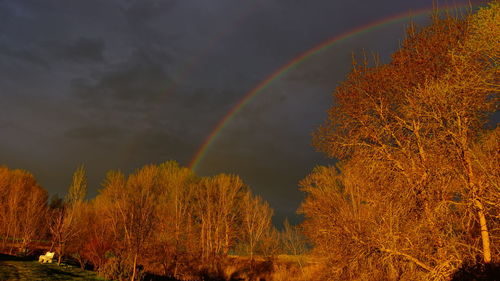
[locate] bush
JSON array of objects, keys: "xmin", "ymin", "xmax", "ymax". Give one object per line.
[{"xmin": 98, "ymin": 256, "xmax": 133, "ymax": 281}]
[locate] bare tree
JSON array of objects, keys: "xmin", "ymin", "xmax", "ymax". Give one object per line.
[
  {"xmin": 306, "ymin": 4, "xmax": 499, "ymax": 280},
  {"xmin": 242, "ymin": 192, "xmax": 273, "ymax": 261},
  {"xmin": 50, "ymin": 166, "xmax": 88, "ymax": 265},
  {"xmin": 18, "ymin": 184, "xmax": 48, "ymax": 254},
  {"xmin": 154, "ymin": 161, "xmax": 196, "ymax": 277},
  {"xmin": 0, "ymin": 168, "xmax": 48, "ymax": 254},
  {"xmin": 66, "ymin": 165, "xmax": 87, "ymax": 205},
  {"xmin": 197, "ymin": 174, "xmax": 246, "ymax": 262}
]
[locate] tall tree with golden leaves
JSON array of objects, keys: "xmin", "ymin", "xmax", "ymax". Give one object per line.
[
  {"xmin": 51, "ymin": 165, "xmax": 88, "ymax": 265},
  {"xmin": 241, "ymin": 192, "xmax": 273, "ymax": 261},
  {"xmin": 66, "ymin": 165, "xmax": 87, "ymax": 205},
  {"xmin": 305, "ymin": 3, "xmax": 499, "ymax": 280}
]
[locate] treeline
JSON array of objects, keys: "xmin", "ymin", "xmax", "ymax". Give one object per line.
[
  {"xmin": 0, "ymin": 167, "xmax": 48, "ymax": 253},
  {"xmin": 300, "ymin": 3, "xmax": 499, "ymax": 281},
  {"xmin": 0, "ymin": 162, "xmax": 308, "ymax": 281}
]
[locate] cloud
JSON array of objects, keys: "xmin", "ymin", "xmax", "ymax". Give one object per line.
[
  {"xmin": 0, "ymin": 44, "xmax": 49, "ymax": 68},
  {"xmin": 72, "ymin": 48, "xmax": 171, "ymax": 105},
  {"xmin": 54, "ymin": 37, "xmax": 106, "ymax": 64},
  {"xmin": 123, "ymin": 0, "xmax": 177, "ymax": 25},
  {"xmin": 64, "ymin": 125, "xmax": 125, "ymax": 141},
  {"xmin": 0, "ymin": 36, "xmax": 105, "ymax": 70}
]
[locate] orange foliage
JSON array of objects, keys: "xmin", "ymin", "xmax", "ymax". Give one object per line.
[{"xmin": 305, "ymin": 3, "xmax": 499, "ymax": 280}]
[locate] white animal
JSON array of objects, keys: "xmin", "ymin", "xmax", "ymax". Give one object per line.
[{"xmin": 38, "ymin": 251, "xmax": 55, "ymax": 263}]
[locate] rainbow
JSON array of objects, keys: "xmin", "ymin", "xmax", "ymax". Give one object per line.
[{"xmin": 189, "ymin": 2, "xmax": 478, "ymax": 172}]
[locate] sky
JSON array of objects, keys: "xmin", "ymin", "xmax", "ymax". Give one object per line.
[{"xmin": 0, "ymin": 0, "xmax": 485, "ymax": 224}]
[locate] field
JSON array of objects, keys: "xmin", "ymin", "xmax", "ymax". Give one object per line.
[{"xmin": 0, "ymin": 254, "xmax": 104, "ymax": 281}]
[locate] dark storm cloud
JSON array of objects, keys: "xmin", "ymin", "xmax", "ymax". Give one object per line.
[
  {"xmin": 72, "ymin": 48, "xmax": 171, "ymax": 105},
  {"xmin": 137, "ymin": 129, "xmax": 198, "ymax": 164},
  {"xmin": 140, "ymin": 130, "xmax": 185, "ymax": 151},
  {"xmin": 0, "ymin": 0, "xmax": 16, "ymax": 29},
  {"xmin": 178, "ymin": 87, "xmax": 242, "ymax": 112},
  {"xmin": 123, "ymin": 0, "xmax": 177, "ymax": 25},
  {"xmin": 52, "ymin": 37, "xmax": 106, "ymax": 64},
  {"xmin": 0, "ymin": 37, "xmax": 105, "ymax": 71},
  {"xmin": 0, "ymin": 44, "xmax": 49, "ymax": 68},
  {"xmin": 65, "ymin": 125, "xmax": 124, "ymax": 141}
]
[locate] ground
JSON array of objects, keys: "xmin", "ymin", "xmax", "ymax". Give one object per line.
[{"xmin": 0, "ymin": 254, "xmax": 104, "ymax": 281}]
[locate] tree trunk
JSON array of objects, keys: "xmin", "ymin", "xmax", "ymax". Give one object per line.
[
  {"xmin": 131, "ymin": 253, "xmax": 138, "ymax": 281},
  {"xmin": 475, "ymin": 200, "xmax": 492, "ymax": 263},
  {"xmin": 466, "ymin": 149, "xmax": 492, "ymax": 264},
  {"xmin": 57, "ymin": 243, "xmax": 63, "ymax": 265},
  {"xmin": 224, "ymin": 225, "xmax": 229, "ymax": 255},
  {"xmin": 49, "ymin": 240, "xmax": 55, "ymax": 252},
  {"xmin": 173, "ymin": 255, "xmax": 179, "ymax": 278},
  {"xmin": 78, "ymin": 256, "xmax": 85, "ymax": 269}
]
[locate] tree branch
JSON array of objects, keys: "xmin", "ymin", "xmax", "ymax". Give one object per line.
[{"xmin": 379, "ymin": 247, "xmax": 432, "ymax": 272}]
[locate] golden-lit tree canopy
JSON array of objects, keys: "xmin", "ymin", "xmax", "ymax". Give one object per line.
[
  {"xmin": 0, "ymin": 161, "xmax": 279, "ymax": 281},
  {"xmin": 304, "ymin": 3, "xmax": 499, "ymax": 281},
  {"xmin": 66, "ymin": 165, "xmax": 88, "ymax": 205},
  {"xmin": 87, "ymin": 162, "xmax": 276, "ymax": 280},
  {"xmin": 0, "ymin": 167, "xmax": 48, "ymax": 254}
]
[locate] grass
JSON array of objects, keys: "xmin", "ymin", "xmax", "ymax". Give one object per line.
[{"xmin": 0, "ymin": 254, "xmax": 105, "ymax": 281}]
